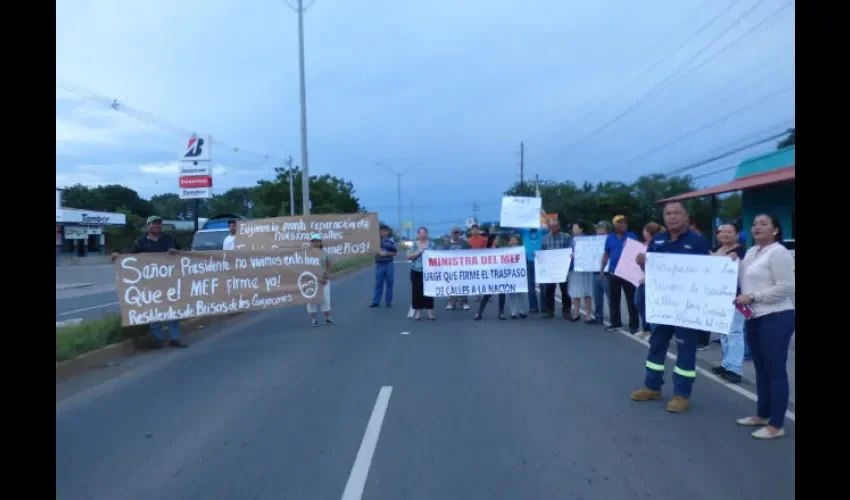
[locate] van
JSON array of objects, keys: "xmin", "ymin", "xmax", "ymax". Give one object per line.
[{"xmin": 190, "ymin": 214, "xmax": 248, "ymax": 251}]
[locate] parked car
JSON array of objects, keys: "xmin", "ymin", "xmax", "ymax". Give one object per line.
[{"xmin": 190, "ymin": 214, "xmax": 248, "ymax": 251}]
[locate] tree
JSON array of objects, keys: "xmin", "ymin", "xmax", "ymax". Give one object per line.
[
  {"xmin": 504, "ymin": 174, "xmax": 736, "ymax": 236},
  {"xmin": 777, "ymin": 128, "xmax": 795, "ymax": 149},
  {"xmin": 61, "ymin": 184, "xmax": 154, "ymax": 217},
  {"xmin": 251, "ymin": 166, "xmax": 363, "ymax": 218}
]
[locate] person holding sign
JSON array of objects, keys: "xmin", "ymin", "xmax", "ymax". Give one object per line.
[
  {"xmin": 370, "ymin": 224, "xmax": 397, "ymax": 308},
  {"xmin": 567, "ymin": 222, "xmax": 595, "ymax": 322},
  {"xmin": 600, "ymin": 215, "xmax": 640, "ymax": 333},
  {"xmin": 516, "ymin": 215, "xmax": 548, "ymax": 313},
  {"xmin": 540, "ymin": 214, "xmax": 572, "ymax": 319},
  {"xmin": 709, "ymin": 223, "xmax": 747, "ymax": 384},
  {"xmin": 444, "ymin": 226, "xmax": 472, "ymax": 311},
  {"xmin": 307, "ymin": 234, "xmax": 335, "ymax": 327},
  {"xmin": 110, "ymin": 215, "xmax": 187, "ymax": 349},
  {"xmin": 733, "ymin": 214, "xmax": 795, "ymax": 440},
  {"xmin": 473, "ymin": 234, "xmax": 508, "ymax": 320},
  {"xmin": 407, "ymin": 227, "xmax": 437, "ymax": 320},
  {"xmin": 630, "ymin": 202, "xmax": 709, "ymax": 413}
]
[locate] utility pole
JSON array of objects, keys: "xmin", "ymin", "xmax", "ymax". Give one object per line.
[
  {"xmin": 285, "ymin": 156, "xmax": 295, "ymax": 216},
  {"xmin": 535, "ymin": 173, "xmax": 540, "ymax": 198},
  {"xmin": 378, "ymin": 160, "xmax": 419, "ymax": 238},
  {"xmin": 520, "ymin": 141, "xmax": 525, "ymax": 191},
  {"xmin": 284, "ymin": 0, "xmax": 314, "ymax": 215}
]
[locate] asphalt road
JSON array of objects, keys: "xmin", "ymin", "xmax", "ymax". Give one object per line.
[
  {"xmin": 56, "ymin": 262, "xmax": 795, "ymax": 500},
  {"xmin": 56, "ymin": 289, "xmax": 120, "ymax": 321}
]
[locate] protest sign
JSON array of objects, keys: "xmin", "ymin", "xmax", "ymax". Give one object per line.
[
  {"xmin": 114, "ymin": 249, "xmax": 325, "ymax": 326},
  {"xmin": 234, "ymin": 213, "xmax": 380, "ymax": 258},
  {"xmin": 613, "ymin": 238, "xmax": 645, "ymax": 286},
  {"xmin": 500, "ymin": 196, "xmax": 542, "ymax": 228},
  {"xmin": 573, "ymin": 235, "xmax": 608, "ymax": 272},
  {"xmin": 534, "ymin": 248, "xmax": 572, "ymax": 284},
  {"xmin": 644, "ymin": 253, "xmax": 739, "ymax": 335},
  {"xmin": 422, "ymin": 247, "xmax": 528, "ymax": 297}
]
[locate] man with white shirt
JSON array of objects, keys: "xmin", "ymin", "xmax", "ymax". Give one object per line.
[{"xmin": 222, "ymin": 220, "xmax": 237, "ymax": 250}]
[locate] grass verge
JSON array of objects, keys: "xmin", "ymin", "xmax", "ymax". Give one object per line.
[{"xmin": 56, "ymin": 255, "xmax": 374, "ymax": 363}]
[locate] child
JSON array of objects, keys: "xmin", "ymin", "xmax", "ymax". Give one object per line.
[
  {"xmin": 474, "ymin": 234, "xmax": 507, "ymax": 320},
  {"xmin": 505, "ymin": 235, "xmax": 528, "ymax": 319},
  {"xmin": 307, "ymin": 233, "xmax": 335, "ymax": 327}
]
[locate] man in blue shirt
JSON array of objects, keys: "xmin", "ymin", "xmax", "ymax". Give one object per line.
[
  {"xmin": 600, "ymin": 215, "xmax": 640, "ymax": 333},
  {"xmin": 370, "ymin": 224, "xmax": 397, "ymax": 307},
  {"xmin": 517, "ymin": 222, "xmax": 547, "ymax": 313},
  {"xmin": 631, "ymin": 201, "xmax": 711, "ymax": 413}
]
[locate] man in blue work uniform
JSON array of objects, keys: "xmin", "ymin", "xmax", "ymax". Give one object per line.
[
  {"xmin": 631, "ymin": 201, "xmax": 710, "ymax": 412},
  {"xmin": 370, "ymin": 224, "xmax": 397, "ymax": 308}
]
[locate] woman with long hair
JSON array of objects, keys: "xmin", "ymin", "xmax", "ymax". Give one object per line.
[
  {"xmin": 731, "ymin": 214, "xmax": 795, "ymax": 439},
  {"xmin": 567, "ymin": 221, "xmax": 595, "ymax": 322},
  {"xmin": 407, "ymin": 226, "xmax": 437, "ymax": 320},
  {"xmin": 474, "ymin": 234, "xmax": 506, "ymax": 320},
  {"xmin": 710, "ymin": 223, "xmax": 747, "ymax": 383},
  {"xmin": 634, "ymin": 222, "xmax": 664, "ymax": 339}
]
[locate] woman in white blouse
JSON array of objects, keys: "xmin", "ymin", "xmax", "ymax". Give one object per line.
[{"xmin": 730, "ymin": 214, "xmax": 795, "ymax": 440}]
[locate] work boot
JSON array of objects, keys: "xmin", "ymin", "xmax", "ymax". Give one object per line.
[
  {"xmin": 667, "ymin": 395, "xmax": 691, "ymax": 413},
  {"xmin": 630, "ymin": 387, "xmax": 662, "ymax": 401}
]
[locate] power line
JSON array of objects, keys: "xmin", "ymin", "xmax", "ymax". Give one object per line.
[{"xmin": 530, "ymin": 0, "xmax": 769, "ymax": 170}]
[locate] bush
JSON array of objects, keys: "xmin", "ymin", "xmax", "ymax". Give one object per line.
[{"xmin": 56, "ymin": 314, "xmax": 149, "ymax": 362}]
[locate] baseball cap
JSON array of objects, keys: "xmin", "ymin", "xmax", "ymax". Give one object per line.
[
  {"xmin": 612, "ymin": 215, "xmax": 627, "ymax": 224},
  {"xmin": 146, "ymin": 215, "xmax": 163, "ymax": 224},
  {"xmin": 310, "ymin": 233, "xmax": 322, "ymax": 241}
]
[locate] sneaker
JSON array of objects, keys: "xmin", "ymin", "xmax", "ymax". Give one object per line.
[
  {"xmin": 697, "ymin": 344, "xmax": 710, "ymax": 351},
  {"xmin": 605, "ymin": 326, "xmax": 622, "ymax": 332},
  {"xmin": 473, "ymin": 313, "xmax": 482, "ymax": 321},
  {"xmin": 498, "ymin": 314, "xmax": 506, "ymax": 320},
  {"xmin": 751, "ymin": 427, "xmax": 785, "ymax": 440},
  {"xmin": 510, "ymin": 314, "xmax": 517, "ymax": 319},
  {"xmin": 446, "ymin": 303, "xmax": 455, "ymax": 310},
  {"xmin": 324, "ymin": 318, "xmax": 335, "ymax": 326},
  {"xmin": 168, "ymin": 340, "xmax": 188, "ymax": 348},
  {"xmin": 519, "ymin": 312, "xmax": 527, "ymax": 319},
  {"xmin": 311, "ymin": 319, "xmax": 318, "ymax": 327},
  {"xmin": 462, "ymin": 303, "xmax": 470, "ymax": 311},
  {"xmin": 711, "ymin": 366, "xmax": 727, "ymax": 375},
  {"xmin": 368, "ymin": 303, "xmax": 379, "ymax": 308},
  {"xmin": 721, "ymin": 371, "xmax": 742, "ymax": 384}
]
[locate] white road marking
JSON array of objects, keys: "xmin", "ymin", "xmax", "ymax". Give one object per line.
[
  {"xmin": 341, "ymin": 385, "xmax": 393, "ymax": 500},
  {"xmin": 400, "ymin": 331, "xmax": 410, "ymax": 335},
  {"xmin": 554, "ymin": 296, "xmax": 796, "ymax": 423},
  {"xmin": 56, "ymin": 302, "xmax": 119, "ymax": 316}
]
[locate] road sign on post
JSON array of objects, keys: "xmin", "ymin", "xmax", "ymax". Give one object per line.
[{"xmin": 178, "ymin": 134, "xmax": 213, "ymax": 231}]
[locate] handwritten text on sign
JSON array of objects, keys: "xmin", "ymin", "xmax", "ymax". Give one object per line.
[
  {"xmin": 535, "ymin": 248, "xmax": 572, "ymax": 284},
  {"xmin": 500, "ymin": 196, "xmax": 542, "ymax": 229},
  {"xmin": 115, "ymin": 250, "xmax": 325, "ymax": 326},
  {"xmin": 644, "ymin": 253, "xmax": 739, "ymax": 335},
  {"xmin": 573, "ymin": 235, "xmax": 609, "ymax": 273},
  {"xmin": 234, "ymin": 213, "xmax": 380, "ymax": 258},
  {"xmin": 422, "ymin": 247, "xmax": 528, "ymax": 297}
]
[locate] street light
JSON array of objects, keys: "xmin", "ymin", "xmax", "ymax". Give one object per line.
[
  {"xmin": 377, "ymin": 160, "xmax": 420, "ymax": 238},
  {"xmin": 283, "ymin": 0, "xmax": 315, "ymax": 215}
]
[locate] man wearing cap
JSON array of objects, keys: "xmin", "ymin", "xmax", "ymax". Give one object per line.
[
  {"xmin": 370, "ymin": 224, "xmax": 397, "ymax": 308},
  {"xmin": 600, "ymin": 215, "xmax": 640, "ymax": 334},
  {"xmin": 517, "ymin": 213, "xmax": 548, "ymax": 313},
  {"xmin": 307, "ymin": 233, "xmax": 335, "ymax": 326},
  {"xmin": 589, "ymin": 221, "xmax": 612, "ymax": 325},
  {"xmin": 222, "ymin": 220, "xmax": 237, "ymax": 250},
  {"xmin": 444, "ymin": 226, "xmax": 471, "ymax": 310},
  {"xmin": 110, "ymin": 216, "xmax": 187, "ymax": 348}
]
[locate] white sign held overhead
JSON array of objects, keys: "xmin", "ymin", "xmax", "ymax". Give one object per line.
[
  {"xmin": 534, "ymin": 248, "xmax": 572, "ymax": 284},
  {"xmin": 500, "ymin": 196, "xmax": 542, "ymax": 228},
  {"xmin": 180, "ymin": 187, "xmax": 213, "ymax": 200},
  {"xmin": 179, "ymin": 163, "xmax": 212, "ymax": 176},
  {"xmin": 179, "ymin": 135, "xmax": 212, "ymax": 162}
]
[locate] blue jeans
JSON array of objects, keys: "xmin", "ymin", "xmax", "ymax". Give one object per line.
[
  {"xmin": 150, "ymin": 321, "xmax": 180, "ymax": 341},
  {"xmin": 635, "ymin": 285, "xmax": 648, "ymax": 331},
  {"xmin": 526, "ymin": 259, "xmax": 540, "ymax": 311},
  {"xmin": 747, "ymin": 309, "xmax": 795, "ymax": 428},
  {"xmin": 593, "ymin": 274, "xmax": 610, "ymax": 321},
  {"xmin": 721, "ymin": 311, "xmax": 746, "ymax": 375},
  {"xmin": 744, "ymin": 323, "xmax": 752, "ymax": 360},
  {"xmin": 645, "ymin": 325, "xmax": 698, "ymax": 397},
  {"xmin": 372, "ymin": 262, "xmax": 395, "ymax": 306}
]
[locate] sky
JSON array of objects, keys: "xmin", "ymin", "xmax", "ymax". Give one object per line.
[{"xmin": 56, "ymin": 0, "xmax": 795, "ymax": 234}]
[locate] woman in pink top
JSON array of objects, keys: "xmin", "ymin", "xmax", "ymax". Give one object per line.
[{"xmin": 729, "ymin": 214, "xmax": 795, "ymax": 440}]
